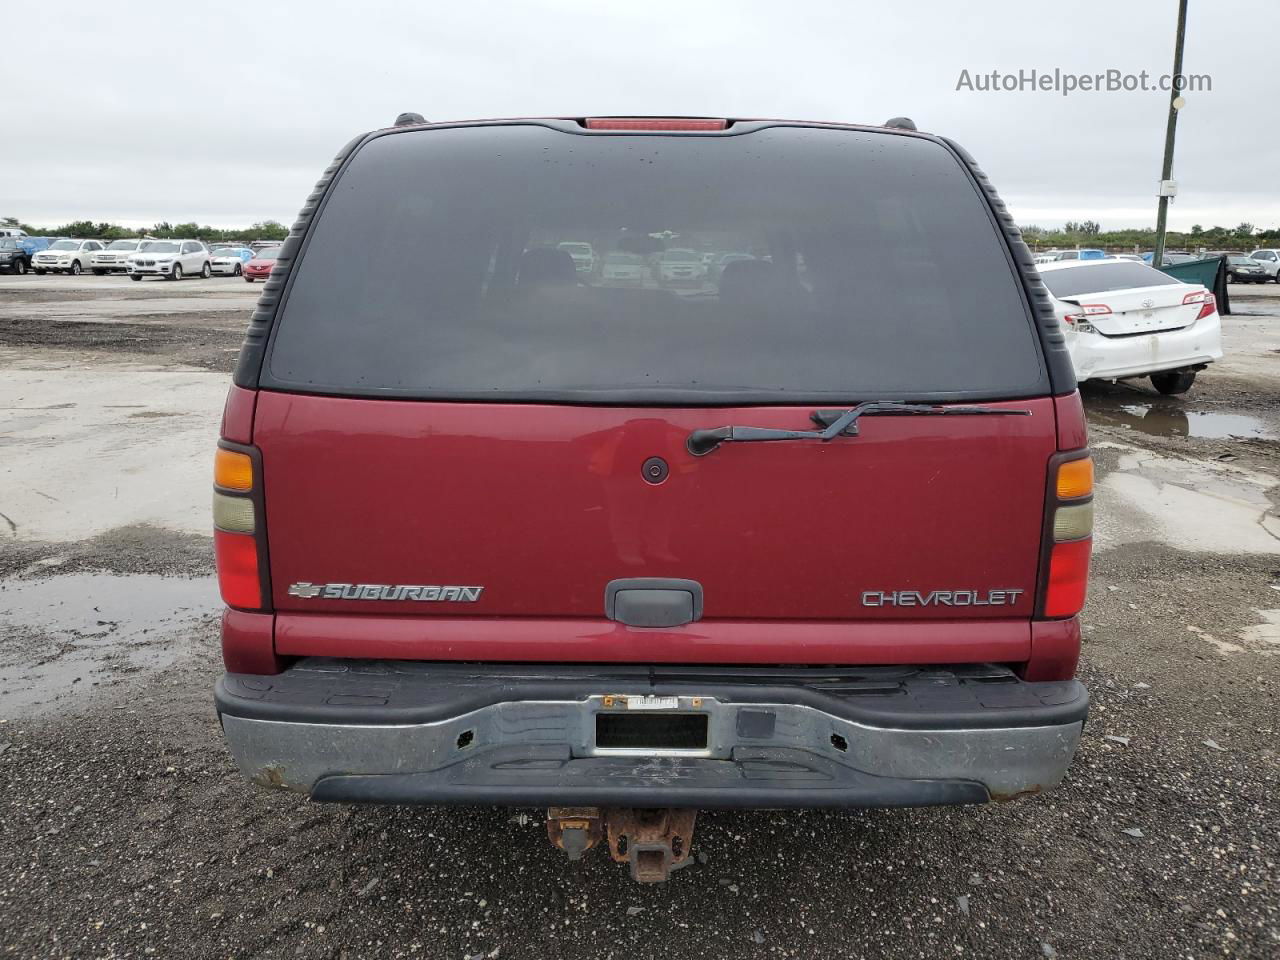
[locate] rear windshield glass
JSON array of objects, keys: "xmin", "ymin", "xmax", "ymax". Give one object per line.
[
  {"xmin": 267, "ymin": 124, "xmax": 1046, "ymax": 402},
  {"xmin": 1039, "ymin": 262, "xmax": 1181, "ymax": 298}
]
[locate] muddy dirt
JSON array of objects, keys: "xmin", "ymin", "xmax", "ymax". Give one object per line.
[
  {"xmin": 0, "ymin": 275, "xmax": 1277, "ymax": 959},
  {"xmin": 0, "ymin": 315, "xmax": 244, "ymax": 371}
]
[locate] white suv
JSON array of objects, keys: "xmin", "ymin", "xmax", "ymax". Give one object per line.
[
  {"xmin": 127, "ymin": 239, "xmax": 211, "ymax": 281},
  {"xmin": 32, "ymin": 238, "xmax": 103, "ymax": 275},
  {"xmin": 1247, "ymin": 249, "xmax": 1280, "ymax": 282},
  {"xmin": 91, "ymin": 238, "xmax": 154, "ymax": 274}
]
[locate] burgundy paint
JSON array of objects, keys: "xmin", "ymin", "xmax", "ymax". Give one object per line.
[
  {"xmin": 221, "ymin": 609, "xmax": 284, "ymax": 674},
  {"xmin": 1023, "ymin": 617, "xmax": 1082, "ymax": 681},
  {"xmin": 253, "ymin": 393, "xmax": 1058, "ymax": 628},
  {"xmin": 1054, "ymin": 391, "xmax": 1088, "ymax": 450},
  {"xmin": 220, "ymin": 386, "xmax": 256, "ymax": 445},
  {"xmin": 274, "ymin": 613, "xmax": 1030, "ymax": 666}
]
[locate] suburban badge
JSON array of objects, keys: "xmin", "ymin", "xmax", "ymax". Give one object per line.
[{"xmin": 287, "ymin": 582, "xmax": 484, "ymax": 602}]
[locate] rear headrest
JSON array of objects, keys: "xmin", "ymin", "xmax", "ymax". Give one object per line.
[
  {"xmin": 519, "ymin": 248, "xmax": 577, "ymax": 288},
  {"xmin": 718, "ymin": 259, "xmax": 779, "ymax": 306}
]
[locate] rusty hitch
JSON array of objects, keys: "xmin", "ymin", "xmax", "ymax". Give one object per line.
[{"xmin": 547, "ymin": 807, "xmax": 698, "ymax": 883}]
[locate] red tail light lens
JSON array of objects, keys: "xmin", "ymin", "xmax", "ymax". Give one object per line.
[
  {"xmin": 1063, "ymin": 303, "xmax": 1109, "ymax": 326},
  {"xmin": 215, "ymin": 530, "xmax": 262, "ymax": 609},
  {"xmin": 584, "ymin": 118, "xmax": 727, "ymax": 131},
  {"xmin": 1043, "ymin": 538, "xmax": 1091, "ymax": 617},
  {"xmin": 1182, "ymin": 289, "xmax": 1216, "ymax": 319}
]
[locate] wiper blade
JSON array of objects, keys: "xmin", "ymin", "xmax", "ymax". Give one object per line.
[{"xmin": 686, "ymin": 401, "xmax": 1031, "ymax": 457}]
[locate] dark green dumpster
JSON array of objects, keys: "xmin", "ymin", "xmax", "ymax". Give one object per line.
[{"xmin": 1159, "ymin": 256, "xmax": 1229, "ymax": 314}]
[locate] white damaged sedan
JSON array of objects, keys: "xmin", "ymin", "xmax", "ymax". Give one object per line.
[{"xmin": 1038, "ymin": 259, "xmax": 1223, "ymax": 395}]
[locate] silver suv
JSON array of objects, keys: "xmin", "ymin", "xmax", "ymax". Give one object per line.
[{"xmin": 32, "ymin": 238, "xmax": 103, "ymax": 275}]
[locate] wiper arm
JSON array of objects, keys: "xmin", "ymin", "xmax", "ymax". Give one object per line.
[{"xmin": 686, "ymin": 401, "xmax": 1030, "ymax": 457}]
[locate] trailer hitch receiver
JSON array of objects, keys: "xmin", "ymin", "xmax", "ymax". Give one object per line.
[{"xmin": 547, "ymin": 807, "xmax": 698, "ymax": 883}]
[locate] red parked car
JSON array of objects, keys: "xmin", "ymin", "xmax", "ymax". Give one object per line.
[
  {"xmin": 214, "ymin": 115, "xmax": 1092, "ymax": 883},
  {"xmin": 242, "ymin": 246, "xmax": 280, "ymax": 282}
]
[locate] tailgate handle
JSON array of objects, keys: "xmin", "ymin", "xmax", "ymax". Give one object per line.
[{"xmin": 605, "ymin": 578, "xmax": 704, "ymax": 628}]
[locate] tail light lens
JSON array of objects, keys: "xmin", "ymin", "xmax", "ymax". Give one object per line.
[
  {"xmin": 1059, "ymin": 304, "xmax": 1111, "ymax": 330},
  {"xmin": 213, "ymin": 441, "xmax": 270, "ymax": 611},
  {"xmin": 214, "ymin": 448, "xmax": 253, "ymax": 491},
  {"xmin": 1183, "ymin": 289, "xmax": 1217, "ymax": 319},
  {"xmin": 1062, "ymin": 303, "xmax": 1111, "ymax": 326},
  {"xmin": 214, "ymin": 531, "xmax": 261, "ymax": 608},
  {"xmin": 1039, "ymin": 452, "xmax": 1093, "ymax": 618}
]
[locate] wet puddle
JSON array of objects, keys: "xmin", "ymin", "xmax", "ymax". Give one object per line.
[
  {"xmin": 0, "ymin": 573, "xmax": 220, "ymax": 718},
  {"xmin": 1088, "ymin": 400, "xmax": 1276, "ymax": 441},
  {"xmin": 1228, "ymin": 296, "xmax": 1280, "ymax": 319},
  {"xmin": 1094, "ymin": 443, "xmax": 1280, "ymax": 554}
]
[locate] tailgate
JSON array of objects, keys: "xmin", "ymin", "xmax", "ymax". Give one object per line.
[
  {"xmin": 255, "ymin": 392, "xmax": 1056, "ymax": 624},
  {"xmin": 1073, "ymin": 284, "xmax": 1200, "ymax": 336}
]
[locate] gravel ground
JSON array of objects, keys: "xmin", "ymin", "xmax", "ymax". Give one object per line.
[{"xmin": 0, "ymin": 276, "xmax": 1277, "ymax": 959}]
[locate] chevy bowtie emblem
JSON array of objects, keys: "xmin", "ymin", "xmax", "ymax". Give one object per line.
[{"xmin": 286, "ymin": 581, "xmax": 484, "ymax": 602}]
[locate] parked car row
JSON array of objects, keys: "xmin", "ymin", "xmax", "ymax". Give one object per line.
[
  {"xmin": 1033, "ymin": 248, "xmax": 1279, "ymax": 281},
  {"xmin": 1034, "ymin": 248, "xmax": 1109, "ymax": 263},
  {"xmin": 0, "ymin": 233, "xmax": 282, "ymax": 281},
  {"xmin": 0, "ymin": 228, "xmax": 285, "ymax": 280},
  {"xmin": 1137, "ymin": 248, "xmax": 1279, "ymax": 280}
]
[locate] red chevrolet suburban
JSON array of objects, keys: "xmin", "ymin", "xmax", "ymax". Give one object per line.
[{"xmin": 214, "ymin": 115, "xmax": 1092, "ymax": 883}]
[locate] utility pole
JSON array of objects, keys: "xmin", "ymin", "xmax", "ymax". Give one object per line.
[{"xmin": 1152, "ymin": 0, "xmax": 1189, "ymax": 266}]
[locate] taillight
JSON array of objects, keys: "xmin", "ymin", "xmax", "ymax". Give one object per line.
[
  {"xmin": 583, "ymin": 117, "xmax": 727, "ymax": 131},
  {"xmin": 213, "ymin": 442, "xmax": 270, "ymax": 611},
  {"xmin": 1038, "ymin": 451, "xmax": 1093, "ymax": 618},
  {"xmin": 1183, "ymin": 289, "xmax": 1216, "ymax": 319},
  {"xmin": 1062, "ymin": 303, "xmax": 1109, "ymax": 328}
]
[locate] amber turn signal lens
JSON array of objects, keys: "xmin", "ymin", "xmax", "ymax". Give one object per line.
[
  {"xmin": 1056, "ymin": 457, "xmax": 1093, "ymax": 500},
  {"xmin": 215, "ymin": 448, "xmax": 253, "ymax": 491}
]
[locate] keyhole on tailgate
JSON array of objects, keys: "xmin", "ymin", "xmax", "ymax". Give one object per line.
[{"xmin": 641, "ymin": 457, "xmax": 669, "ymax": 485}]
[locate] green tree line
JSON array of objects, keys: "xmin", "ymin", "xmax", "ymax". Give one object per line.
[
  {"xmin": 1020, "ymin": 221, "xmax": 1278, "ymax": 251},
  {"xmin": 2, "ymin": 216, "xmax": 288, "ymax": 243}
]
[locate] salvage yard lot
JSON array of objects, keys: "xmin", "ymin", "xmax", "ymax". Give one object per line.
[{"xmin": 0, "ymin": 276, "xmax": 1277, "ymax": 959}]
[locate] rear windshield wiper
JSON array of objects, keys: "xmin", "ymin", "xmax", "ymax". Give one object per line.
[{"xmin": 686, "ymin": 401, "xmax": 1031, "ymax": 457}]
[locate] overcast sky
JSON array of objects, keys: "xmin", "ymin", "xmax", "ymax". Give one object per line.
[{"xmin": 4, "ymin": 0, "xmax": 1274, "ymax": 232}]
